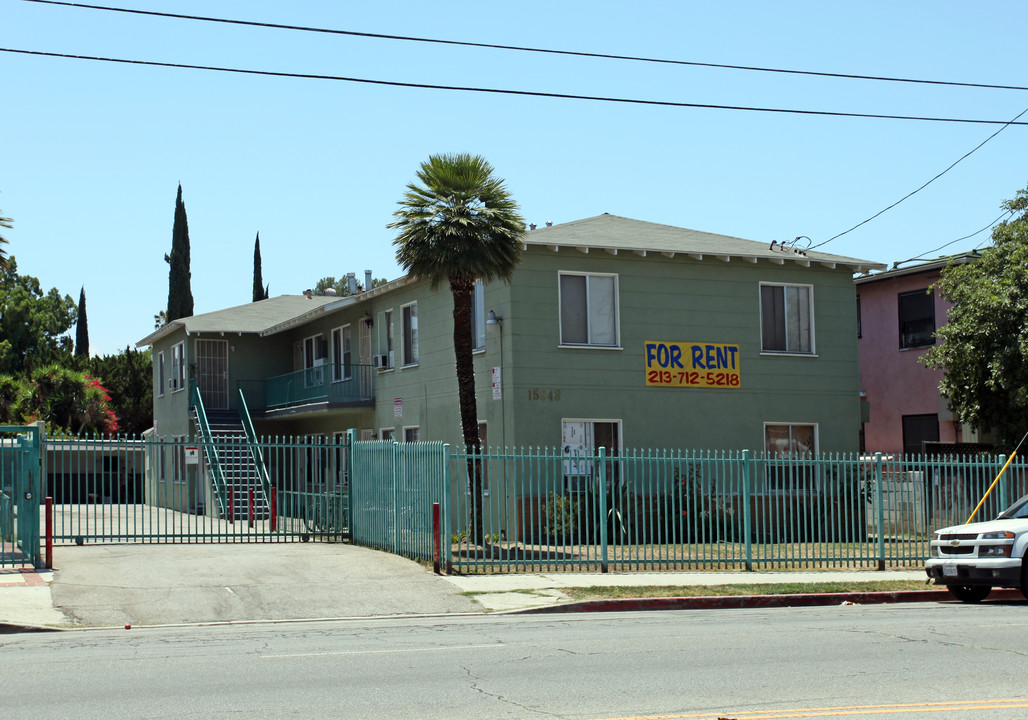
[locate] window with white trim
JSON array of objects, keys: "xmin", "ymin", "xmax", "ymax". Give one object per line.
[
  {"xmin": 380, "ymin": 427, "xmax": 395, "ymax": 441},
  {"xmin": 172, "ymin": 435, "xmax": 186, "ymax": 484},
  {"xmin": 470, "ymin": 280, "xmax": 486, "ymax": 352},
  {"xmin": 156, "ymin": 351, "xmax": 165, "ymax": 397},
  {"xmin": 378, "ymin": 310, "xmax": 394, "ymax": 369},
  {"xmin": 764, "ymin": 423, "xmax": 817, "ymax": 491},
  {"xmin": 403, "ymin": 426, "xmax": 420, "ymax": 443},
  {"xmin": 171, "ymin": 342, "xmax": 186, "ymax": 391},
  {"xmin": 760, "ymin": 283, "xmax": 813, "ymax": 354},
  {"xmin": 402, "ymin": 303, "xmax": 418, "ymax": 366},
  {"xmin": 559, "ymin": 272, "xmax": 618, "ymax": 347},
  {"xmin": 332, "ymin": 325, "xmax": 352, "ymax": 381}
]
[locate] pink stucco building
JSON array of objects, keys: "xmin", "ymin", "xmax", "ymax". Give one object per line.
[{"xmin": 856, "ymin": 253, "xmax": 983, "ymax": 455}]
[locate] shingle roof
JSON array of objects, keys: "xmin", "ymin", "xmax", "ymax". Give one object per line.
[
  {"xmin": 523, "ymin": 214, "xmax": 885, "ymax": 272},
  {"xmin": 136, "ymin": 295, "xmax": 346, "ymax": 347}
]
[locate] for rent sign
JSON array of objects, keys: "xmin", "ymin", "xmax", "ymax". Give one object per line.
[{"xmin": 645, "ymin": 341, "xmax": 741, "ymax": 388}]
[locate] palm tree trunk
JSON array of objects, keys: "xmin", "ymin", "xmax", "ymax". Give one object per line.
[{"xmin": 450, "ymin": 277, "xmax": 484, "ymax": 544}]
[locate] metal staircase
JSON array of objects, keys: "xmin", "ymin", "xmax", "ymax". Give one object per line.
[
  {"xmin": 190, "ymin": 382, "xmax": 270, "ymax": 522},
  {"xmin": 205, "ymin": 409, "xmax": 270, "ymax": 521}
]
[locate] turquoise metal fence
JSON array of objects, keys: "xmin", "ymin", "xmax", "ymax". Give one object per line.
[
  {"xmin": 0, "ymin": 425, "xmax": 41, "ymax": 568},
  {"xmin": 444, "ymin": 447, "xmax": 1028, "ymax": 573},
  {"xmin": 43, "ymin": 434, "xmax": 350, "ymax": 544},
  {"xmin": 349, "ymin": 438, "xmax": 448, "ymax": 560}
]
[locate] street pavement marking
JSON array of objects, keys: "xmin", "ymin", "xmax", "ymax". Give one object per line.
[
  {"xmin": 260, "ymin": 644, "xmax": 504, "ymax": 659},
  {"xmin": 589, "ymin": 699, "xmax": 1028, "ymax": 720}
]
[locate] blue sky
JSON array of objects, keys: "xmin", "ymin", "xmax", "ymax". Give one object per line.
[{"xmin": 3, "ymin": 0, "xmax": 1026, "ymax": 356}]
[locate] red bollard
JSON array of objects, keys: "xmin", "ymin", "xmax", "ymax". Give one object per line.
[
  {"xmin": 270, "ymin": 488, "xmax": 278, "ymax": 532},
  {"xmin": 249, "ymin": 489, "xmax": 255, "ymax": 528},
  {"xmin": 227, "ymin": 487, "xmax": 234, "ymax": 524},
  {"xmin": 45, "ymin": 496, "xmax": 53, "ymax": 569},
  {"xmin": 432, "ymin": 502, "xmax": 441, "ymax": 574}
]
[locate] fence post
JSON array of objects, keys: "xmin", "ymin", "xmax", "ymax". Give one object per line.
[
  {"xmin": 874, "ymin": 452, "xmax": 885, "ymax": 570},
  {"xmin": 742, "ymin": 450, "xmax": 752, "ymax": 571},
  {"xmin": 270, "ymin": 487, "xmax": 277, "ymax": 532},
  {"xmin": 248, "ymin": 488, "xmax": 255, "ymax": 528},
  {"xmin": 45, "ymin": 496, "xmax": 53, "ymax": 570},
  {"xmin": 392, "ymin": 441, "xmax": 400, "ymax": 555},
  {"xmin": 442, "ymin": 444, "xmax": 452, "ymax": 574},
  {"xmin": 598, "ymin": 446, "xmax": 608, "ymax": 573},
  {"xmin": 227, "ymin": 487, "xmax": 234, "ymax": 524},
  {"xmin": 432, "ymin": 502, "xmax": 441, "ymax": 574}
]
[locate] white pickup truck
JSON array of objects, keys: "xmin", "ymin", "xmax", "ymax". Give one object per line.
[{"xmin": 925, "ymin": 493, "xmax": 1028, "ymax": 603}]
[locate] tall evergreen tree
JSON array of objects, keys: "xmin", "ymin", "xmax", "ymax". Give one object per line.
[
  {"xmin": 165, "ymin": 184, "xmax": 194, "ymax": 321},
  {"xmin": 75, "ymin": 286, "xmax": 89, "ymax": 358},
  {"xmin": 252, "ymin": 232, "xmax": 269, "ymax": 301}
]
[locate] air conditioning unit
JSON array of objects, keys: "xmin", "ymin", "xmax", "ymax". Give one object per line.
[{"xmin": 373, "ymin": 354, "xmax": 389, "ymax": 370}]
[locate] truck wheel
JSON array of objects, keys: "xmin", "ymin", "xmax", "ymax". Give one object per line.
[
  {"xmin": 947, "ymin": 585, "xmax": 992, "ymax": 603},
  {"xmin": 1020, "ymin": 557, "xmax": 1028, "ymax": 601}
]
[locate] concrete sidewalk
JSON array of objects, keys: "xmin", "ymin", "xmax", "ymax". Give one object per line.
[{"xmin": 0, "ymin": 545, "xmax": 989, "ymax": 632}]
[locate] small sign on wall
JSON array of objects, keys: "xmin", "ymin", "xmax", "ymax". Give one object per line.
[
  {"xmin": 492, "ymin": 366, "xmax": 502, "ymax": 400},
  {"xmin": 394, "ymin": 397, "xmax": 403, "ymax": 417},
  {"xmin": 185, "ymin": 447, "xmax": 199, "ymax": 465}
]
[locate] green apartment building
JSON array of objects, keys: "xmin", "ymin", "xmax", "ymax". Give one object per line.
[{"xmin": 138, "ymin": 214, "xmax": 883, "ymax": 467}]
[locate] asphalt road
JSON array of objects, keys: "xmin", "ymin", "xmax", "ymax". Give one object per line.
[{"xmin": 3, "ymin": 601, "xmax": 1027, "ymax": 719}]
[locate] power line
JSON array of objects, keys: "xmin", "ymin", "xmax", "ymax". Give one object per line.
[
  {"xmin": 809, "ymin": 104, "xmax": 1028, "ymax": 250},
  {"xmin": 891, "ymin": 210, "xmax": 1012, "ymax": 268},
  {"xmin": 5, "ymin": 47, "xmax": 1028, "ymax": 127},
  {"xmin": 20, "ymin": 0, "xmax": 1028, "ymax": 94}
]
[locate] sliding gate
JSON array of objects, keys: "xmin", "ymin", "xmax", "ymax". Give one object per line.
[
  {"xmin": 45, "ymin": 435, "xmax": 349, "ymax": 545},
  {"xmin": 0, "ymin": 425, "xmax": 41, "ymax": 568}
]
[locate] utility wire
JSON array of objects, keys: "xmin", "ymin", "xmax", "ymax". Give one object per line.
[
  {"xmin": 5, "ymin": 47, "xmax": 1028, "ymax": 127},
  {"xmin": 809, "ymin": 104, "xmax": 1028, "ymax": 250},
  {"xmin": 890, "ymin": 210, "xmax": 1012, "ymax": 268},
  {"xmin": 20, "ymin": 0, "xmax": 1028, "ymax": 94}
]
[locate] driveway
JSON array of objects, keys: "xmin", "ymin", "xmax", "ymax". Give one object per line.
[{"xmin": 49, "ymin": 542, "xmax": 480, "ymax": 626}]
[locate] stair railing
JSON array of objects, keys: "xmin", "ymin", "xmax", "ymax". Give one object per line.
[
  {"xmin": 190, "ymin": 380, "xmax": 229, "ymax": 518},
  {"xmin": 237, "ymin": 387, "xmax": 273, "ymax": 503}
]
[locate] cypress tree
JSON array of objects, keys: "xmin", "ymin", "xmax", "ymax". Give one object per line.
[
  {"xmin": 252, "ymin": 232, "xmax": 269, "ymax": 302},
  {"xmin": 75, "ymin": 286, "xmax": 89, "ymax": 357},
  {"xmin": 165, "ymin": 184, "xmax": 194, "ymax": 321}
]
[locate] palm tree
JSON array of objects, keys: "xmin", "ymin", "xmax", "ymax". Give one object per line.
[{"xmin": 389, "ymin": 153, "xmax": 525, "ymax": 543}]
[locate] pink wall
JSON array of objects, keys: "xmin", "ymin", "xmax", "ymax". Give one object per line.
[{"xmin": 857, "ymin": 269, "xmax": 958, "ymax": 454}]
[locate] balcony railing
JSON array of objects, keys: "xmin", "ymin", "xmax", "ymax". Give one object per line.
[{"xmin": 239, "ymin": 364, "xmax": 375, "ymax": 412}]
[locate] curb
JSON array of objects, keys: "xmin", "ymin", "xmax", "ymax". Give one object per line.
[
  {"xmin": 513, "ymin": 588, "xmax": 1026, "ymax": 614},
  {"xmin": 0, "ymin": 622, "xmax": 65, "ymax": 634}
]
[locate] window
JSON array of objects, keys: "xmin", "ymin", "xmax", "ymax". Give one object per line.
[
  {"xmin": 171, "ymin": 436, "xmax": 186, "ymax": 484},
  {"xmin": 764, "ymin": 423, "xmax": 817, "ymax": 491},
  {"xmin": 157, "ymin": 352, "xmax": 165, "ymax": 396},
  {"xmin": 303, "ymin": 335, "xmax": 326, "ymax": 386},
  {"xmin": 170, "ymin": 342, "xmax": 185, "ymax": 391},
  {"xmin": 333, "ymin": 431, "xmax": 348, "ymax": 491},
  {"xmin": 471, "ymin": 280, "xmax": 486, "ymax": 352},
  {"xmin": 559, "ymin": 272, "xmax": 619, "ymax": 347},
  {"xmin": 898, "ymin": 289, "xmax": 935, "ymax": 349},
  {"xmin": 403, "ymin": 426, "xmax": 420, "ymax": 442},
  {"xmin": 380, "ymin": 427, "xmax": 395, "ymax": 441},
  {"xmin": 902, "ymin": 414, "xmax": 939, "ymax": 456},
  {"xmin": 402, "ymin": 303, "xmax": 418, "ymax": 366},
  {"xmin": 561, "ymin": 419, "xmax": 621, "ymax": 492},
  {"xmin": 760, "ymin": 283, "xmax": 813, "ymax": 354},
  {"xmin": 378, "ymin": 310, "xmax": 394, "ymax": 369},
  {"xmin": 332, "ymin": 325, "xmax": 352, "ymax": 382}
]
